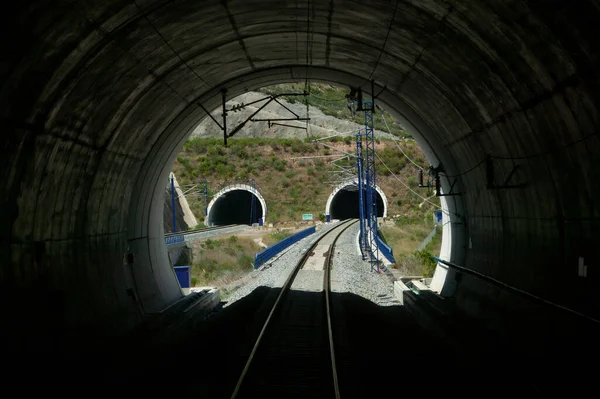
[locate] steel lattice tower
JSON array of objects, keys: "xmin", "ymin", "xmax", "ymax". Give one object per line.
[
  {"xmin": 356, "ymin": 133, "xmax": 368, "ymax": 258},
  {"xmin": 363, "ymin": 100, "xmax": 380, "ymax": 272},
  {"xmin": 250, "ymin": 178, "xmax": 256, "ymax": 225},
  {"xmin": 201, "ymin": 179, "xmax": 208, "ymax": 218}
]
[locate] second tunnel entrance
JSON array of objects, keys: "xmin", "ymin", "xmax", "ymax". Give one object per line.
[
  {"xmin": 328, "ymin": 186, "xmax": 385, "ymax": 220},
  {"xmin": 207, "ymin": 188, "xmax": 265, "ymax": 226}
]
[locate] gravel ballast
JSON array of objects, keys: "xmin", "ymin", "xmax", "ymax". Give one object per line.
[
  {"xmin": 223, "ymin": 221, "xmax": 399, "ymax": 308},
  {"xmin": 223, "ymin": 222, "xmax": 342, "ymax": 307},
  {"xmin": 330, "ymin": 222, "xmax": 400, "ymax": 307}
]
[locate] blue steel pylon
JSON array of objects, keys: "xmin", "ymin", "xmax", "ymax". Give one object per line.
[
  {"xmin": 356, "ymin": 133, "xmax": 368, "ymax": 259},
  {"xmin": 201, "ymin": 179, "xmax": 208, "ymax": 218},
  {"xmin": 363, "ymin": 100, "xmax": 380, "ymax": 272},
  {"xmin": 170, "ymin": 173, "xmax": 177, "ymax": 233},
  {"xmin": 250, "ymin": 178, "xmax": 256, "ymax": 225}
]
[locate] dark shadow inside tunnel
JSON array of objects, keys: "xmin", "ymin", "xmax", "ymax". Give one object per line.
[
  {"xmin": 208, "ymin": 190, "xmax": 263, "ymax": 226},
  {"xmin": 330, "ymin": 187, "xmax": 384, "ymax": 220},
  {"xmin": 11, "ymin": 286, "xmax": 597, "ymax": 397}
]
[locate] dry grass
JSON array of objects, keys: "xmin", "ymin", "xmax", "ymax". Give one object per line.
[
  {"xmin": 380, "ymin": 218, "xmax": 441, "ymax": 277},
  {"xmin": 189, "ymin": 235, "xmax": 261, "ymax": 287},
  {"xmin": 172, "ymin": 137, "xmax": 437, "ymax": 227},
  {"xmin": 380, "ymin": 222, "xmax": 433, "ymax": 258}
]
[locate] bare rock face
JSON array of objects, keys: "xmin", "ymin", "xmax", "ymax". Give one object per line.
[{"xmin": 190, "ymin": 92, "xmax": 399, "ymax": 140}]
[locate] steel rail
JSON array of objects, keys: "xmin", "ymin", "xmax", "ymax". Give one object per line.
[
  {"xmin": 324, "ymin": 220, "xmax": 357, "ymax": 399},
  {"xmin": 230, "ymin": 219, "xmax": 357, "ymax": 398}
]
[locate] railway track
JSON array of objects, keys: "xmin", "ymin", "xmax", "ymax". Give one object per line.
[
  {"xmin": 163, "ymin": 223, "xmax": 241, "ymax": 239},
  {"xmin": 231, "ymin": 219, "xmax": 358, "ymax": 398}
]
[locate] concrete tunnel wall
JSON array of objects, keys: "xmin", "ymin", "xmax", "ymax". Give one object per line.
[
  {"xmin": 326, "ymin": 180, "xmax": 388, "ymax": 219},
  {"xmin": 206, "ymin": 184, "xmax": 267, "ymax": 227},
  {"xmin": 1, "ymin": 1, "xmax": 599, "ymax": 352}
]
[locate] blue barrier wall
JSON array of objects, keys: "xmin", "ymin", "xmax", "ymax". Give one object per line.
[
  {"xmin": 165, "ymin": 234, "xmax": 184, "ymax": 245},
  {"xmin": 254, "ymin": 226, "xmax": 316, "ymax": 268},
  {"xmin": 376, "ymin": 235, "xmax": 395, "ymax": 264},
  {"xmin": 174, "ymin": 265, "xmax": 191, "ymax": 288}
]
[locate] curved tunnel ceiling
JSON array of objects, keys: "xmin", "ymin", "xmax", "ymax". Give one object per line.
[{"xmin": 1, "ymin": 1, "xmax": 599, "ymax": 349}]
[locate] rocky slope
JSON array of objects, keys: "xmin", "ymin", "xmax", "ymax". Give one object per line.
[{"xmin": 190, "ymin": 91, "xmax": 400, "ymax": 141}]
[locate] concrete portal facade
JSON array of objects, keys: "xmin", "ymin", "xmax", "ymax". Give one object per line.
[{"xmin": 206, "ymin": 184, "xmax": 267, "ymax": 227}]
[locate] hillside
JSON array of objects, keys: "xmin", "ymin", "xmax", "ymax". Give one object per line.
[
  {"xmin": 173, "ymin": 136, "xmax": 437, "ymax": 225},
  {"xmin": 171, "ymin": 83, "xmax": 443, "ymax": 279},
  {"xmin": 190, "ymin": 84, "xmax": 410, "ymax": 140}
]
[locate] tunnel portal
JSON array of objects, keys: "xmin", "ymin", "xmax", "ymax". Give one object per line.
[
  {"xmin": 329, "ymin": 187, "xmax": 385, "ymax": 220},
  {"xmin": 206, "ymin": 187, "xmax": 266, "ymax": 226}
]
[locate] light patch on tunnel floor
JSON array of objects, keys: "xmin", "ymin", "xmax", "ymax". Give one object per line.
[
  {"xmin": 303, "ymin": 244, "xmax": 330, "ymax": 271},
  {"xmin": 290, "ymin": 270, "xmax": 324, "ymax": 292}
]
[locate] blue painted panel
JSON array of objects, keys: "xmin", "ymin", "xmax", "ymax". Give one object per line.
[
  {"xmin": 174, "ymin": 266, "xmax": 191, "ymax": 288},
  {"xmin": 434, "ymin": 210, "xmax": 443, "ymax": 224},
  {"xmin": 254, "ymin": 226, "xmax": 316, "ymax": 268},
  {"xmin": 165, "ymin": 234, "xmax": 185, "ymax": 245},
  {"xmin": 375, "ymin": 235, "xmax": 395, "ymax": 264}
]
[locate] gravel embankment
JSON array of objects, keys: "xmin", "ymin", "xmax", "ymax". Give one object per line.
[
  {"xmin": 223, "ymin": 221, "xmax": 399, "ymax": 307},
  {"xmin": 223, "ymin": 222, "xmax": 341, "ymax": 307},
  {"xmin": 331, "ymin": 222, "xmax": 400, "ymax": 306}
]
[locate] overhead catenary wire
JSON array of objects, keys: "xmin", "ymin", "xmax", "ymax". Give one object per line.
[
  {"xmin": 439, "ymin": 131, "xmax": 597, "ymax": 178},
  {"xmin": 132, "ymin": 0, "xmax": 213, "ymax": 90},
  {"xmin": 368, "ymin": 0, "xmax": 401, "ymax": 81},
  {"xmin": 380, "ymin": 112, "xmax": 427, "ymax": 170},
  {"xmin": 374, "ymin": 151, "xmax": 456, "ymax": 217},
  {"xmin": 440, "ymin": 158, "xmax": 487, "ymax": 179},
  {"xmin": 69, "ymin": 2, "xmax": 217, "ymax": 130},
  {"xmin": 487, "ymin": 133, "xmax": 597, "ymax": 160}
]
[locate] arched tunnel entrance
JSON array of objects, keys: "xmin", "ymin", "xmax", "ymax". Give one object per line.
[
  {"xmin": 1, "ymin": 2, "xmax": 599, "ymax": 390},
  {"xmin": 328, "ymin": 185, "xmax": 386, "ymax": 220},
  {"xmin": 206, "ymin": 186, "xmax": 266, "ymax": 226}
]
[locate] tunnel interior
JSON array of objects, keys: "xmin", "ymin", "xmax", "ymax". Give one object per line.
[
  {"xmin": 1, "ymin": 1, "xmax": 599, "ymax": 380},
  {"xmin": 208, "ymin": 190, "xmax": 263, "ymax": 226},
  {"xmin": 329, "ymin": 187, "xmax": 385, "ymax": 220}
]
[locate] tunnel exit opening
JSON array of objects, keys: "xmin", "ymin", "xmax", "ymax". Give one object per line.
[
  {"xmin": 207, "ymin": 190, "xmax": 263, "ymax": 226},
  {"xmin": 329, "ymin": 186, "xmax": 385, "ymax": 220},
  {"xmin": 206, "ymin": 185, "xmax": 267, "ymax": 227}
]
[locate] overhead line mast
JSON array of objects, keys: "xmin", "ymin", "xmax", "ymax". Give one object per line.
[{"xmin": 348, "ymin": 82, "xmax": 380, "ymax": 271}]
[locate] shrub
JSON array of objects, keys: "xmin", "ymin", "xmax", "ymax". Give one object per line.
[
  {"xmin": 177, "ymin": 156, "xmax": 192, "ymax": 170},
  {"xmin": 237, "ymin": 254, "xmax": 254, "ymax": 269},
  {"xmin": 232, "ymin": 146, "xmax": 249, "ymax": 159},
  {"xmin": 407, "ymin": 176, "xmax": 418, "ymax": 188},
  {"xmin": 414, "ymin": 249, "xmax": 437, "ymax": 277},
  {"xmin": 274, "ymin": 160, "xmax": 286, "ymax": 172}
]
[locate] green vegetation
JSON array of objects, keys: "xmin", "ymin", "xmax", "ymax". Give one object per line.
[
  {"xmin": 174, "ymin": 136, "xmax": 432, "ymax": 225},
  {"xmin": 264, "ymin": 229, "xmax": 293, "ymax": 246},
  {"xmin": 174, "ymin": 82, "xmax": 445, "ymax": 286},
  {"xmin": 380, "ymin": 212, "xmax": 444, "ymax": 277},
  {"xmin": 189, "ymin": 235, "xmax": 260, "ymax": 293}
]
